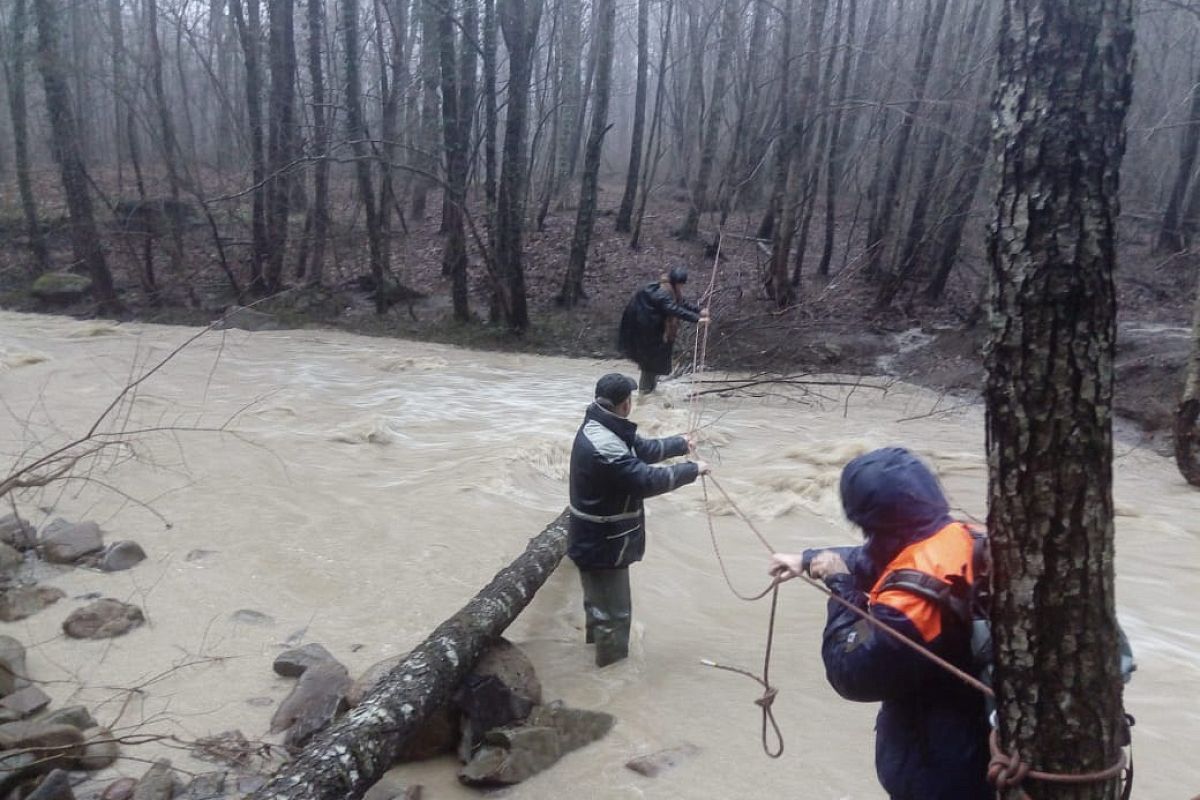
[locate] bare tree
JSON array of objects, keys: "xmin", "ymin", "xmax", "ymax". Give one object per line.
[
  {"xmin": 31, "ymin": 0, "xmax": 121, "ymax": 312},
  {"xmin": 615, "ymin": 0, "xmax": 649, "ymax": 233}
]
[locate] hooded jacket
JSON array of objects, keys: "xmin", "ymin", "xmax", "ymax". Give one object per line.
[
  {"xmin": 617, "ymin": 281, "xmax": 700, "ymax": 376},
  {"xmin": 567, "ymin": 402, "xmax": 699, "ymax": 570},
  {"xmin": 812, "ymin": 447, "xmax": 990, "ymax": 800}
]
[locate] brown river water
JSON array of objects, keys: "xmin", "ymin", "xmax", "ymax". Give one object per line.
[{"xmin": 0, "ymin": 311, "xmax": 1196, "ymax": 798}]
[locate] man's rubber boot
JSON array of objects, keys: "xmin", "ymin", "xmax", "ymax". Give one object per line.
[
  {"xmin": 580, "ymin": 568, "xmax": 632, "ymax": 667},
  {"xmin": 639, "ymin": 369, "xmax": 658, "ymax": 394}
]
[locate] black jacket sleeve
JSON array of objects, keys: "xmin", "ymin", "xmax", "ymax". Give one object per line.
[
  {"xmin": 633, "ymin": 434, "xmax": 689, "ymax": 464},
  {"xmin": 819, "ymin": 572, "xmax": 948, "ymax": 703},
  {"xmin": 650, "ymin": 286, "xmax": 701, "ymax": 323},
  {"xmin": 609, "ymin": 453, "xmax": 699, "ymax": 499}
]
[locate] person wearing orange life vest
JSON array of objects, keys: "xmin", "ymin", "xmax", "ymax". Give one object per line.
[{"xmin": 769, "ymin": 447, "xmax": 990, "ymax": 800}]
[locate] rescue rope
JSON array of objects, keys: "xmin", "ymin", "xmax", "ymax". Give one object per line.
[{"xmin": 681, "ymin": 227, "xmax": 1130, "ymax": 793}]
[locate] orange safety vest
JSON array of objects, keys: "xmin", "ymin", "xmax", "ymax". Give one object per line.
[{"xmin": 868, "ymin": 522, "xmax": 975, "ymax": 642}]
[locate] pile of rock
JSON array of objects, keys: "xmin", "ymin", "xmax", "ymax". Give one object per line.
[
  {"xmin": 264, "ymin": 637, "xmax": 615, "ymax": 793},
  {"xmin": 1, "ymin": 514, "xmax": 147, "ymax": 628}
]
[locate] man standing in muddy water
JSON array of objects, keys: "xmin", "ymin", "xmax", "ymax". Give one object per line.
[
  {"xmin": 617, "ymin": 266, "xmax": 711, "ymax": 394},
  {"xmin": 567, "ymin": 373, "xmax": 710, "ymax": 666}
]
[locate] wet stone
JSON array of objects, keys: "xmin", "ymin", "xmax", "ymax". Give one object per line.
[
  {"xmin": 0, "ymin": 585, "xmax": 67, "ymax": 622},
  {"xmin": 130, "ymin": 759, "xmax": 173, "ymax": 800},
  {"xmin": 26, "ymin": 768, "xmax": 74, "ymax": 800},
  {"xmin": 99, "ymin": 541, "xmax": 147, "ymax": 572},
  {"xmin": 0, "ymin": 636, "xmax": 29, "ymax": 696},
  {"xmin": 40, "ymin": 520, "xmax": 104, "ymax": 565},
  {"xmin": 0, "ymin": 515, "xmax": 37, "ymax": 551},
  {"xmin": 625, "ymin": 742, "xmax": 701, "ymax": 778},
  {"xmin": 76, "ymin": 728, "xmax": 119, "ymax": 771},
  {"xmin": 37, "ymin": 706, "xmax": 97, "ymax": 732},
  {"xmin": 99, "ymin": 777, "xmax": 137, "ymax": 800},
  {"xmin": 272, "ymin": 643, "xmax": 336, "ymax": 678},
  {"xmin": 62, "ymin": 600, "xmax": 145, "ymax": 640},
  {"xmin": 0, "ymin": 686, "xmax": 52, "ymax": 718},
  {"xmin": 230, "ymin": 609, "xmax": 273, "ymax": 626}
]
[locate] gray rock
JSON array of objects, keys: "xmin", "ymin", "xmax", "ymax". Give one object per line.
[
  {"xmin": 0, "ymin": 635, "xmax": 29, "ymax": 696},
  {"xmin": 244, "ymin": 697, "xmax": 274, "ymax": 708},
  {"xmin": 458, "ymin": 726, "xmax": 561, "ymax": 786},
  {"xmin": 184, "ymin": 549, "xmax": 215, "ymax": 562},
  {"xmin": 0, "ymin": 585, "xmax": 67, "ymax": 622},
  {"xmin": 27, "ymin": 768, "xmax": 75, "ymax": 800},
  {"xmin": 76, "ymin": 728, "xmax": 119, "ymax": 770},
  {"xmin": 62, "ymin": 599, "xmax": 145, "ymax": 639},
  {"xmin": 362, "ymin": 773, "xmax": 422, "ymax": 800},
  {"xmin": 131, "ymin": 760, "xmax": 174, "ymax": 800},
  {"xmin": 455, "ymin": 638, "xmax": 542, "ymax": 761},
  {"xmin": 214, "ymin": 307, "xmax": 280, "ymax": 332},
  {"xmin": 100, "ymin": 778, "xmax": 137, "ymax": 800},
  {"xmin": 0, "ymin": 541, "xmax": 22, "ymax": 571},
  {"xmin": 99, "ymin": 541, "xmax": 147, "ymax": 572},
  {"xmin": 272, "ymin": 644, "xmax": 336, "ymax": 678},
  {"xmin": 40, "ymin": 520, "xmax": 104, "ymax": 564},
  {"xmin": 230, "ymin": 609, "xmax": 273, "ymax": 626},
  {"xmin": 0, "ymin": 686, "xmax": 52, "ymax": 718},
  {"xmin": 270, "ymin": 661, "xmax": 350, "ymax": 748},
  {"xmin": 0, "ymin": 515, "xmax": 37, "ymax": 551},
  {"xmin": 180, "ymin": 772, "xmax": 225, "ymax": 800},
  {"xmin": 528, "ymin": 702, "xmax": 615, "ymax": 754},
  {"xmin": 37, "ymin": 706, "xmax": 97, "ymax": 731},
  {"xmin": 31, "ymin": 272, "xmax": 93, "ymax": 305},
  {"xmin": 625, "ymin": 742, "xmax": 701, "ymax": 777}
]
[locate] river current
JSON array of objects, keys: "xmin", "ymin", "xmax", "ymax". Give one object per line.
[{"xmin": 0, "ymin": 311, "xmax": 1195, "ymax": 797}]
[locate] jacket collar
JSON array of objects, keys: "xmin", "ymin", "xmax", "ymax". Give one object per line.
[{"xmin": 585, "ymin": 401, "xmax": 638, "ymax": 445}]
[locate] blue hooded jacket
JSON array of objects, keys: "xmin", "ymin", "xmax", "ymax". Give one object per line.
[{"xmin": 811, "ymin": 447, "xmax": 990, "ymax": 800}]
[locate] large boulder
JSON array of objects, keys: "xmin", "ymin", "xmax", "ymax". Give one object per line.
[
  {"xmin": 0, "ymin": 586, "xmax": 66, "ymax": 622},
  {"xmin": 40, "ymin": 520, "xmax": 104, "ymax": 564},
  {"xmin": 455, "ymin": 638, "xmax": 542, "ymax": 761},
  {"xmin": 62, "ymin": 599, "xmax": 145, "ymax": 639},
  {"xmin": 269, "ymin": 661, "xmax": 351, "ymax": 748},
  {"xmin": 458, "ymin": 726, "xmax": 561, "ymax": 786},
  {"xmin": 0, "ymin": 515, "xmax": 37, "ymax": 551},
  {"xmin": 0, "ymin": 636, "xmax": 29, "ymax": 696},
  {"xmin": 30, "ymin": 273, "xmax": 92, "ymax": 305}
]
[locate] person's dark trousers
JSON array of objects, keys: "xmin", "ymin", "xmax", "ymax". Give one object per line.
[
  {"xmin": 638, "ymin": 369, "xmax": 658, "ymax": 394},
  {"xmin": 579, "ymin": 567, "xmax": 632, "ymax": 667}
]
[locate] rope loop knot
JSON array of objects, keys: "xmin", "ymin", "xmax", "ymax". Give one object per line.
[{"xmin": 987, "ymin": 731, "xmax": 1031, "ymax": 790}]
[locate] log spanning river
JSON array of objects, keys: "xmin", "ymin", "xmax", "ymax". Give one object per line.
[{"xmin": 0, "ymin": 311, "xmax": 1195, "ymax": 798}]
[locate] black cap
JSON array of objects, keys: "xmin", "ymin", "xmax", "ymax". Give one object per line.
[
  {"xmin": 595, "ymin": 373, "xmax": 638, "ymax": 405},
  {"xmin": 669, "ymin": 266, "xmax": 689, "ymax": 285}
]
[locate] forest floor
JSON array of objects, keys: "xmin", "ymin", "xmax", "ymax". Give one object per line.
[{"xmin": 0, "ymin": 179, "xmax": 1193, "ymax": 456}]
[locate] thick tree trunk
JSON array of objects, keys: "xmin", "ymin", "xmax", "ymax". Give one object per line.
[
  {"xmin": 3, "ymin": 0, "xmax": 52, "ymax": 274},
  {"xmin": 247, "ymin": 511, "xmax": 568, "ymax": 800},
  {"xmin": 230, "ymin": 0, "xmax": 269, "ymax": 292},
  {"xmin": 265, "ymin": 0, "xmax": 298, "ymax": 292},
  {"xmin": 304, "ymin": 0, "xmax": 331, "ymax": 286},
  {"xmin": 558, "ymin": 0, "xmax": 616, "ymax": 306},
  {"xmin": 985, "ymin": 1, "xmax": 1134, "ymax": 798},
  {"xmin": 343, "ymin": 0, "xmax": 388, "ymax": 312},
  {"xmin": 31, "ymin": 0, "xmax": 121, "ymax": 312},
  {"xmin": 678, "ymin": 0, "xmax": 738, "ymax": 241},
  {"xmin": 437, "ymin": 0, "xmax": 477, "ymax": 321},
  {"xmin": 494, "ymin": 0, "xmax": 544, "ymax": 333},
  {"xmin": 615, "ymin": 0, "xmax": 649, "ymax": 233},
  {"xmin": 147, "ymin": 0, "xmax": 187, "ymax": 286},
  {"xmin": 554, "ymin": 0, "xmax": 583, "ymax": 196}
]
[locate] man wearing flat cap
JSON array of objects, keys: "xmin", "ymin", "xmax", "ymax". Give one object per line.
[
  {"xmin": 566, "ymin": 372, "xmax": 709, "ymax": 666},
  {"xmin": 617, "ymin": 266, "xmax": 710, "ymax": 393}
]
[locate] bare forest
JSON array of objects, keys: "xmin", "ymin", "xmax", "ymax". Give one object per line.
[{"xmin": 0, "ymin": 0, "xmax": 1197, "ymax": 408}]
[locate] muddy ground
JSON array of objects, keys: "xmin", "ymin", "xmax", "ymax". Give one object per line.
[{"xmin": 0, "ymin": 181, "xmax": 1193, "ymax": 457}]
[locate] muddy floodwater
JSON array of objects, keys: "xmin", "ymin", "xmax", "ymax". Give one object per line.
[{"xmin": 0, "ymin": 311, "xmax": 1196, "ymax": 798}]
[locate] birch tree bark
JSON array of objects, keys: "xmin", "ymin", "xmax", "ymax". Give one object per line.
[{"xmin": 986, "ymin": 1, "xmax": 1135, "ymax": 797}]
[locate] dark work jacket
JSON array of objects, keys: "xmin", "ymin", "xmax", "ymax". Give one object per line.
[
  {"xmin": 567, "ymin": 402, "xmax": 698, "ymax": 570},
  {"xmin": 811, "ymin": 447, "xmax": 990, "ymax": 800},
  {"xmin": 617, "ymin": 282, "xmax": 700, "ymax": 375}
]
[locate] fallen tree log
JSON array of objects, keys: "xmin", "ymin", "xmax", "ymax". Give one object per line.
[{"xmin": 249, "ymin": 510, "xmax": 570, "ymax": 800}]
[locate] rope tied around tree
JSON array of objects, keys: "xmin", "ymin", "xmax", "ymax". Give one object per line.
[{"xmin": 681, "ymin": 232, "xmax": 1131, "ymax": 792}]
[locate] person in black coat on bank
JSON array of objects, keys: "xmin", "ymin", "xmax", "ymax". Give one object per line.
[
  {"xmin": 617, "ymin": 266, "xmax": 710, "ymax": 393},
  {"xmin": 567, "ymin": 373, "xmax": 710, "ymax": 666}
]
